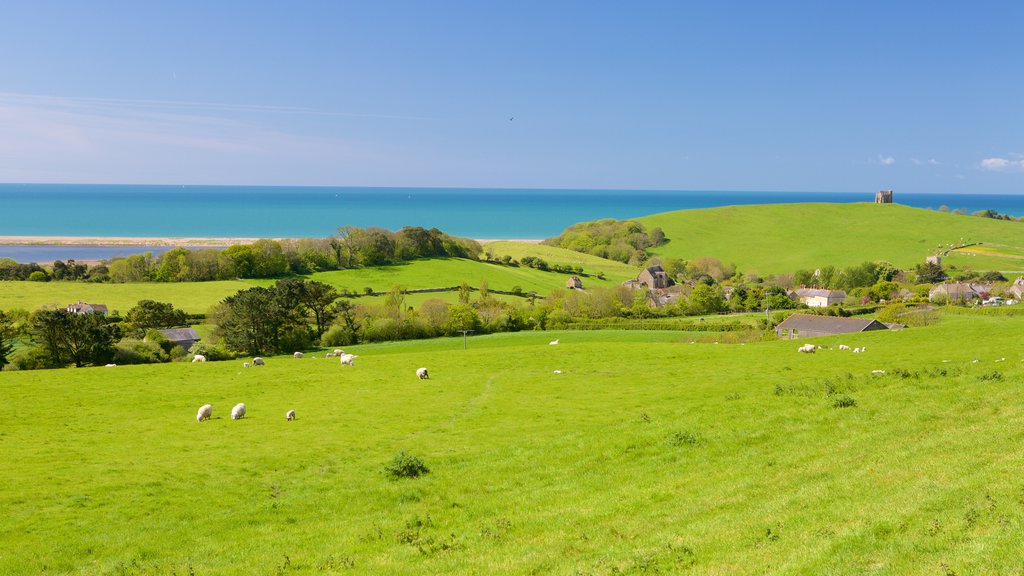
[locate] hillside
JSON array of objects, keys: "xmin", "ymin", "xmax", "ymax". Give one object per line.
[
  {"xmin": 482, "ymin": 241, "xmax": 638, "ymax": 282},
  {"xmin": 638, "ymin": 202, "xmax": 1024, "ymax": 274},
  {"xmin": 2, "ymin": 315, "xmax": 1024, "ymax": 574},
  {"xmin": 0, "ymin": 257, "xmax": 622, "ymax": 314}
]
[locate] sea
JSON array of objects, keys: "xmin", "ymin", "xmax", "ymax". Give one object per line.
[{"xmin": 1, "ymin": 183, "xmax": 1023, "ymax": 262}]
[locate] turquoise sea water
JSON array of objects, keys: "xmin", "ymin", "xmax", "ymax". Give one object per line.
[{"xmin": 1, "ymin": 184, "xmax": 1023, "ymax": 262}]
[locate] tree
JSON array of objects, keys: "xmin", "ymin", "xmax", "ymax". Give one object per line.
[
  {"xmin": 0, "ymin": 311, "xmax": 15, "ymax": 370},
  {"xmin": 916, "ymin": 261, "xmax": 946, "ymax": 284},
  {"xmin": 124, "ymin": 300, "xmax": 188, "ymax": 336},
  {"xmin": 458, "ymin": 281, "xmax": 472, "ymax": 304},
  {"xmin": 688, "ymin": 284, "xmax": 727, "ymax": 315},
  {"xmin": 300, "ymin": 280, "xmax": 340, "ymax": 338},
  {"xmin": 29, "ymin": 309, "xmax": 121, "ymax": 368},
  {"xmin": 217, "ymin": 287, "xmax": 297, "ymax": 355},
  {"xmin": 331, "ymin": 300, "xmax": 360, "ymax": 344}
]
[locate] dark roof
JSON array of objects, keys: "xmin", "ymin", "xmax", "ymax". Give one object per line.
[
  {"xmin": 776, "ymin": 314, "xmax": 887, "ymax": 334},
  {"xmin": 157, "ymin": 328, "xmax": 201, "ymax": 342},
  {"xmin": 644, "ymin": 265, "xmax": 665, "ymax": 274}
]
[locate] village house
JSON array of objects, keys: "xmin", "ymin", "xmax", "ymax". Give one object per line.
[
  {"xmin": 1007, "ymin": 277, "xmax": 1024, "ymax": 300},
  {"xmin": 633, "ymin": 265, "xmax": 672, "ymax": 290},
  {"xmin": 66, "ymin": 301, "xmax": 109, "ymax": 316},
  {"xmin": 156, "ymin": 328, "xmax": 202, "ymax": 351},
  {"xmin": 775, "ymin": 314, "xmax": 890, "ymax": 340},
  {"xmin": 928, "ymin": 282, "xmax": 991, "ymax": 302},
  {"xmin": 565, "ymin": 276, "xmax": 583, "ymax": 290},
  {"xmin": 792, "ymin": 288, "xmax": 847, "ymax": 308}
]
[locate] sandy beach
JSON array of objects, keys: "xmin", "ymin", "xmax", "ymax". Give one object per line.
[
  {"xmin": 0, "ymin": 236, "xmax": 544, "ymax": 246},
  {"xmin": 0, "ymin": 236, "xmax": 265, "ymax": 246}
]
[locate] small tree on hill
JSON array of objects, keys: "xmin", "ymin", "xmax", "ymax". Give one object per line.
[{"xmin": 0, "ymin": 311, "xmax": 15, "ymax": 370}]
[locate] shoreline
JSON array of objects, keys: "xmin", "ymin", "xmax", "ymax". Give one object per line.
[{"xmin": 0, "ymin": 236, "xmax": 544, "ymax": 247}]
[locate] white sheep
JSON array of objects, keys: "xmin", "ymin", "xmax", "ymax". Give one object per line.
[
  {"xmin": 798, "ymin": 344, "xmax": 816, "ymax": 353},
  {"xmin": 286, "ymin": 410, "xmax": 296, "ymax": 421},
  {"xmin": 253, "ymin": 357, "xmax": 265, "ymax": 366},
  {"xmin": 105, "ymin": 363, "xmax": 117, "ymax": 367},
  {"xmin": 339, "ymin": 353, "xmax": 357, "ymax": 366},
  {"xmin": 853, "ymin": 348, "xmax": 861, "ymax": 354},
  {"xmin": 549, "ymin": 339, "xmax": 560, "ymax": 345},
  {"xmin": 995, "ymin": 358, "xmax": 1006, "ymax": 363},
  {"xmin": 231, "ymin": 403, "xmax": 246, "ymax": 420},
  {"xmin": 553, "ymin": 369, "xmax": 563, "ymax": 374},
  {"xmin": 416, "ymin": 367, "xmax": 429, "ymax": 379},
  {"xmin": 197, "ymin": 404, "xmax": 212, "ymax": 422},
  {"xmin": 838, "ymin": 345, "xmax": 851, "ymax": 351},
  {"xmin": 243, "ymin": 361, "xmax": 251, "ymax": 368},
  {"xmin": 293, "ymin": 352, "xmax": 304, "ymax": 358},
  {"xmin": 334, "ymin": 349, "xmax": 344, "ymax": 356},
  {"xmin": 871, "ymin": 370, "xmax": 886, "ymax": 375},
  {"xmin": 192, "ymin": 354, "xmax": 207, "ymax": 363}
]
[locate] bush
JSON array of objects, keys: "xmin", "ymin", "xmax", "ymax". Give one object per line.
[
  {"xmin": 831, "ymin": 395, "xmax": 857, "ymax": 408},
  {"xmin": 187, "ymin": 342, "xmax": 234, "ymax": 361},
  {"xmin": 27, "ymin": 271, "xmax": 48, "ymax": 282},
  {"xmin": 321, "ymin": 324, "xmax": 358, "ymax": 347},
  {"xmin": 384, "ymin": 451, "xmax": 430, "ymax": 479}
]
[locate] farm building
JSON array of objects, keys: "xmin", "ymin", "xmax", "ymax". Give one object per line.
[
  {"xmin": 566, "ymin": 276, "xmax": 583, "ymax": 289},
  {"xmin": 1007, "ymin": 277, "xmax": 1024, "ymax": 300},
  {"xmin": 792, "ymin": 288, "xmax": 847, "ymax": 308},
  {"xmin": 157, "ymin": 327, "xmax": 202, "ymax": 351},
  {"xmin": 627, "ymin": 265, "xmax": 672, "ymax": 290},
  {"xmin": 775, "ymin": 314, "xmax": 889, "ymax": 339},
  {"xmin": 928, "ymin": 283, "xmax": 991, "ymax": 302},
  {"xmin": 66, "ymin": 301, "xmax": 108, "ymax": 316}
]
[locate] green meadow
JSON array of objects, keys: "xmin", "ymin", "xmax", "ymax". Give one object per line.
[
  {"xmin": 639, "ymin": 203, "xmax": 1024, "ymax": 274},
  {"xmin": 3, "ymin": 314, "xmax": 1024, "ymax": 574},
  {"xmin": 482, "ymin": 241, "xmax": 639, "ymax": 282},
  {"xmin": 0, "ymin": 280, "xmax": 257, "ymax": 315}
]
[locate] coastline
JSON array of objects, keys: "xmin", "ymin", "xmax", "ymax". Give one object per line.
[{"xmin": 0, "ymin": 236, "xmax": 544, "ymax": 247}]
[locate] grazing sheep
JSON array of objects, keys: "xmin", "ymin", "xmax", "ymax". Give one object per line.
[
  {"xmin": 334, "ymin": 349, "xmax": 344, "ymax": 356},
  {"xmin": 797, "ymin": 344, "xmax": 816, "ymax": 353},
  {"xmin": 339, "ymin": 353, "xmax": 357, "ymax": 366},
  {"xmin": 549, "ymin": 339, "xmax": 560, "ymax": 345},
  {"xmin": 243, "ymin": 362, "xmax": 251, "ymax": 368},
  {"xmin": 253, "ymin": 357, "xmax": 265, "ymax": 366},
  {"xmin": 853, "ymin": 348, "xmax": 861, "ymax": 354},
  {"xmin": 231, "ymin": 403, "xmax": 246, "ymax": 420},
  {"xmin": 286, "ymin": 410, "xmax": 296, "ymax": 421},
  {"xmin": 995, "ymin": 358, "xmax": 1006, "ymax": 363},
  {"xmin": 972, "ymin": 359, "xmax": 979, "ymax": 363},
  {"xmin": 192, "ymin": 354, "xmax": 207, "ymax": 363},
  {"xmin": 105, "ymin": 363, "xmax": 117, "ymax": 367},
  {"xmin": 416, "ymin": 367, "xmax": 429, "ymax": 380},
  {"xmin": 553, "ymin": 369, "xmax": 563, "ymax": 374},
  {"xmin": 293, "ymin": 352, "xmax": 304, "ymax": 358},
  {"xmin": 871, "ymin": 370, "xmax": 886, "ymax": 375},
  {"xmin": 838, "ymin": 345, "xmax": 851, "ymax": 351},
  {"xmin": 197, "ymin": 404, "xmax": 212, "ymax": 422}
]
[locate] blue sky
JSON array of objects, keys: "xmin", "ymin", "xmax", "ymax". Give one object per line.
[{"xmin": 0, "ymin": 1, "xmax": 1021, "ymax": 193}]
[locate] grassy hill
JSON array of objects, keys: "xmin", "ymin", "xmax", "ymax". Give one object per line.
[
  {"xmin": 482, "ymin": 241, "xmax": 639, "ymax": 282},
  {"xmin": 3, "ymin": 314, "xmax": 1024, "ymax": 574},
  {"xmin": 638, "ymin": 202, "xmax": 1024, "ymax": 275},
  {"xmin": 0, "ymin": 256, "xmax": 628, "ymax": 314}
]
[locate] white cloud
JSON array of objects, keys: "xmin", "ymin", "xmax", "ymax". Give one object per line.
[
  {"xmin": 911, "ymin": 158, "xmax": 940, "ymax": 166},
  {"xmin": 980, "ymin": 155, "xmax": 1024, "ymax": 172},
  {"xmin": 877, "ymin": 155, "xmax": 896, "ymax": 166}
]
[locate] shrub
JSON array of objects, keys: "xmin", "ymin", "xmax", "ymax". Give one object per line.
[
  {"xmin": 831, "ymin": 395, "xmax": 857, "ymax": 408},
  {"xmin": 27, "ymin": 271, "xmax": 48, "ymax": 282},
  {"xmin": 384, "ymin": 451, "xmax": 430, "ymax": 479},
  {"xmin": 667, "ymin": 430, "xmax": 704, "ymax": 446},
  {"xmin": 321, "ymin": 324, "xmax": 358, "ymax": 347},
  {"xmin": 187, "ymin": 342, "xmax": 234, "ymax": 361}
]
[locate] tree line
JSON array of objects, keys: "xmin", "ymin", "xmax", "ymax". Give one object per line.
[{"xmin": 0, "ymin": 226, "xmax": 483, "ymax": 282}]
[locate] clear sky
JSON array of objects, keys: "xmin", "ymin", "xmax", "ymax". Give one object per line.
[{"xmin": 0, "ymin": 1, "xmax": 1021, "ymax": 193}]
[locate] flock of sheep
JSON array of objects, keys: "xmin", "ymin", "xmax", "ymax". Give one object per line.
[
  {"xmin": 193, "ymin": 349, "xmax": 430, "ymax": 422},
  {"xmin": 797, "ymin": 343, "xmax": 867, "ymax": 354}
]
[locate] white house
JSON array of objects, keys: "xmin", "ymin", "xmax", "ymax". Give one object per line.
[{"xmin": 793, "ymin": 288, "xmax": 846, "ymax": 308}]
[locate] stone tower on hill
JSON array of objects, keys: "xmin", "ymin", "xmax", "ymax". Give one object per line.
[{"xmin": 875, "ymin": 190, "xmax": 893, "ymax": 203}]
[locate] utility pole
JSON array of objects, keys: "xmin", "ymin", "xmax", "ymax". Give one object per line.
[{"xmin": 457, "ymin": 329, "xmax": 475, "ymax": 350}]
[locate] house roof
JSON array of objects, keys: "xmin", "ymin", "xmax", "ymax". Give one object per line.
[
  {"xmin": 67, "ymin": 301, "xmax": 108, "ymax": 313},
  {"xmin": 157, "ymin": 328, "xmax": 201, "ymax": 343},
  {"xmin": 776, "ymin": 314, "xmax": 887, "ymax": 334},
  {"xmin": 930, "ymin": 283, "xmax": 987, "ymax": 297},
  {"xmin": 794, "ymin": 288, "xmax": 846, "ymax": 298}
]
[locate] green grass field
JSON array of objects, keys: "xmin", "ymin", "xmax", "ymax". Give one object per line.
[
  {"xmin": 4, "ymin": 314, "xmax": 1024, "ymax": 574},
  {"xmin": 0, "ymin": 256, "xmax": 628, "ymax": 314},
  {"xmin": 639, "ymin": 203, "xmax": 1024, "ymax": 275},
  {"xmin": 483, "ymin": 241, "xmax": 639, "ymax": 282},
  {"xmin": 0, "ymin": 280, "xmax": 258, "ymax": 315}
]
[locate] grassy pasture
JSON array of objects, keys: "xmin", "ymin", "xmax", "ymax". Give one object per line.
[
  {"xmin": 482, "ymin": 241, "xmax": 639, "ymax": 282},
  {"xmin": 3, "ymin": 315, "xmax": 1024, "ymax": 574},
  {"xmin": 944, "ymin": 244, "xmax": 1024, "ymax": 273},
  {"xmin": 639, "ymin": 203, "xmax": 1024, "ymax": 274},
  {"xmin": 0, "ymin": 280, "xmax": 257, "ymax": 315}
]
